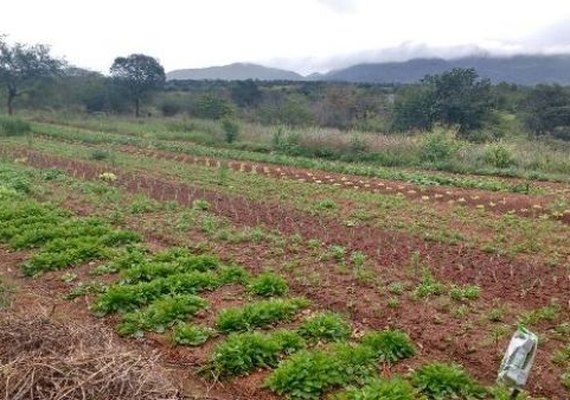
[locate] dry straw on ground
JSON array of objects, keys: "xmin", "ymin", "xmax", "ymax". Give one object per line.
[{"xmin": 0, "ymin": 314, "xmax": 184, "ymax": 400}]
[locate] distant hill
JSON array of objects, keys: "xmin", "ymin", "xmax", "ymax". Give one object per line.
[
  {"xmin": 167, "ymin": 63, "xmax": 303, "ymax": 81},
  {"xmin": 321, "ymin": 55, "xmax": 570, "ymax": 85}
]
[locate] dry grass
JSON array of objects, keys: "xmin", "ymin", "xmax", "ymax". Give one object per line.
[{"xmin": 0, "ymin": 314, "xmax": 183, "ymax": 400}]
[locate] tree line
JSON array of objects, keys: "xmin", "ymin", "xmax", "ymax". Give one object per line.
[{"xmin": 2, "ymin": 35, "xmax": 570, "ymax": 142}]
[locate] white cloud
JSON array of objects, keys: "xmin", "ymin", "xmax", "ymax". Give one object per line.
[{"xmin": 1, "ymin": 0, "xmax": 570, "ymax": 75}]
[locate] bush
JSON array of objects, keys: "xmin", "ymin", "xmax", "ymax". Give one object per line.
[
  {"xmin": 247, "ymin": 272, "xmax": 288, "ymax": 297},
  {"xmin": 221, "ymin": 119, "xmax": 240, "ymax": 143},
  {"xmin": 360, "ymin": 329, "xmax": 416, "ymax": 364},
  {"xmin": 208, "ymin": 329, "xmax": 304, "ymax": 376},
  {"xmin": 298, "ymin": 311, "xmax": 352, "ymax": 342},
  {"xmin": 414, "ymin": 270, "xmax": 445, "ymax": 299},
  {"xmin": 411, "ymin": 362, "xmax": 486, "ymax": 399},
  {"xmin": 420, "ymin": 129, "xmax": 460, "ymax": 164},
  {"xmin": 0, "ymin": 116, "xmax": 31, "ymax": 136},
  {"xmin": 215, "ymin": 297, "xmax": 310, "ymax": 333},
  {"xmin": 334, "ymin": 377, "xmax": 415, "ymax": 400},
  {"xmin": 483, "ymin": 143, "xmax": 516, "ymax": 169}
]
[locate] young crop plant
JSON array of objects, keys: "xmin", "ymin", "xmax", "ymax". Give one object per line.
[
  {"xmin": 122, "ymin": 254, "xmax": 221, "ymax": 283},
  {"xmin": 388, "ymin": 281, "xmax": 405, "ymax": 295},
  {"xmin": 266, "ymin": 342, "xmax": 378, "ymax": 399},
  {"xmin": 297, "ymin": 311, "xmax": 352, "ymax": 342},
  {"xmin": 518, "ymin": 301, "xmax": 561, "ymax": 328},
  {"xmin": 414, "ymin": 270, "xmax": 445, "ymax": 299},
  {"xmin": 449, "ymin": 284, "xmax": 481, "ymax": 302},
  {"xmin": 247, "ymin": 271, "xmax": 288, "ymax": 297},
  {"xmin": 411, "ymin": 362, "xmax": 486, "ymax": 399},
  {"xmin": 333, "ymin": 377, "xmax": 415, "ymax": 400},
  {"xmin": 93, "ymin": 270, "xmax": 223, "ymax": 314},
  {"xmin": 116, "ymin": 294, "xmax": 207, "ymax": 336},
  {"xmin": 215, "ymin": 297, "xmax": 310, "ymax": 333},
  {"xmin": 360, "ymin": 329, "xmax": 416, "ymax": 364},
  {"xmin": 207, "ymin": 329, "xmax": 305, "ymax": 376},
  {"xmin": 172, "ymin": 323, "xmax": 214, "ymax": 346}
]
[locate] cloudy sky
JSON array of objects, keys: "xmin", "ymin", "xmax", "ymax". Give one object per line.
[{"xmin": 2, "ymin": 0, "xmax": 570, "ymax": 75}]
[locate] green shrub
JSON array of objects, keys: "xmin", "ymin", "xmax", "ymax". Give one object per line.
[
  {"xmin": 247, "ymin": 272, "xmax": 288, "ymax": 297},
  {"xmin": 360, "ymin": 329, "xmax": 416, "ymax": 364},
  {"xmin": 449, "ymin": 284, "xmax": 481, "ymax": 302},
  {"xmin": 334, "ymin": 377, "xmax": 415, "ymax": 400},
  {"xmin": 208, "ymin": 329, "xmax": 304, "ymax": 376},
  {"xmin": 222, "ymin": 119, "xmax": 240, "ymax": 143},
  {"xmin": 484, "ymin": 143, "xmax": 516, "ymax": 169},
  {"xmin": 215, "ymin": 297, "xmax": 310, "ymax": 333},
  {"xmin": 411, "ymin": 362, "xmax": 486, "ymax": 399},
  {"xmin": 172, "ymin": 323, "xmax": 213, "ymax": 346},
  {"xmin": 116, "ymin": 294, "xmax": 207, "ymax": 336},
  {"xmin": 420, "ymin": 130, "xmax": 460, "ymax": 164},
  {"xmin": 89, "ymin": 149, "xmax": 111, "ymax": 161},
  {"xmin": 298, "ymin": 311, "xmax": 352, "ymax": 342},
  {"xmin": 0, "ymin": 116, "xmax": 31, "ymax": 136}
]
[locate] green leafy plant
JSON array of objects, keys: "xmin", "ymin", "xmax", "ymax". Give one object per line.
[
  {"xmin": 266, "ymin": 343, "xmax": 377, "ymax": 399},
  {"xmin": 208, "ymin": 329, "xmax": 304, "ymax": 376},
  {"xmin": 298, "ymin": 311, "xmax": 352, "ymax": 342},
  {"xmin": 333, "ymin": 377, "xmax": 415, "ymax": 400},
  {"xmin": 449, "ymin": 284, "xmax": 481, "ymax": 302},
  {"xmin": 116, "ymin": 294, "xmax": 207, "ymax": 336},
  {"xmin": 360, "ymin": 329, "xmax": 416, "ymax": 364},
  {"xmin": 247, "ymin": 272, "xmax": 288, "ymax": 297},
  {"xmin": 172, "ymin": 323, "xmax": 213, "ymax": 346},
  {"xmin": 411, "ymin": 362, "xmax": 486, "ymax": 399},
  {"xmin": 215, "ymin": 297, "xmax": 310, "ymax": 333},
  {"xmin": 414, "ymin": 270, "xmax": 445, "ymax": 299}
]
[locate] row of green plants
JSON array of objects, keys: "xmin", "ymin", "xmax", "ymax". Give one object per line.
[
  {"xmin": 0, "ymin": 166, "xmax": 140, "ymax": 276},
  {"xmin": 30, "ymin": 122, "xmax": 548, "ymax": 192}
]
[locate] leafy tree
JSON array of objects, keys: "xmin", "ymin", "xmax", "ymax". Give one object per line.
[
  {"xmin": 425, "ymin": 68, "xmax": 493, "ymax": 135},
  {"xmin": 230, "ymin": 80, "xmax": 261, "ymax": 108},
  {"xmin": 0, "ymin": 35, "xmax": 63, "ymax": 114},
  {"xmin": 110, "ymin": 54, "xmax": 165, "ymax": 117},
  {"xmin": 392, "ymin": 68, "xmax": 493, "ymax": 137},
  {"xmin": 522, "ymin": 84, "xmax": 570, "ymax": 138}
]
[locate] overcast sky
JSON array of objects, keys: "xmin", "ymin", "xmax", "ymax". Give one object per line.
[{"xmin": 2, "ymin": 0, "xmax": 570, "ymax": 75}]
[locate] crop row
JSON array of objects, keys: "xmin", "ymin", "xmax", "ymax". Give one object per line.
[
  {"xmin": 0, "ymin": 165, "xmax": 140, "ymax": 276},
  {"xmin": 31, "ymin": 122, "xmax": 542, "ymax": 193}
]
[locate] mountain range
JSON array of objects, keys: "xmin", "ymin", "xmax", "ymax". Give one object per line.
[{"xmin": 166, "ymin": 55, "xmax": 570, "ymax": 85}]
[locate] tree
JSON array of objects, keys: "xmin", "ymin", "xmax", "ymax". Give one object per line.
[
  {"xmin": 391, "ymin": 68, "xmax": 493, "ymax": 137},
  {"xmin": 110, "ymin": 54, "xmax": 165, "ymax": 117},
  {"xmin": 230, "ymin": 80, "xmax": 261, "ymax": 108},
  {"xmin": 425, "ymin": 68, "xmax": 493, "ymax": 135},
  {"xmin": 0, "ymin": 35, "xmax": 63, "ymax": 115},
  {"xmin": 522, "ymin": 84, "xmax": 570, "ymax": 138}
]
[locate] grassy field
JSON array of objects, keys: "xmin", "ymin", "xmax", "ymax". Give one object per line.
[{"xmin": 0, "ymin": 115, "xmax": 569, "ymax": 399}]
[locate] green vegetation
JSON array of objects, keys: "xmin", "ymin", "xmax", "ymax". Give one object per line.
[
  {"xmin": 116, "ymin": 294, "xmax": 207, "ymax": 336},
  {"xmin": 334, "ymin": 377, "xmax": 415, "ymax": 400},
  {"xmin": 172, "ymin": 323, "xmax": 214, "ymax": 346},
  {"xmin": 215, "ymin": 297, "xmax": 310, "ymax": 333},
  {"xmin": 360, "ymin": 329, "xmax": 416, "ymax": 364},
  {"xmin": 266, "ymin": 329, "xmax": 416, "ymax": 399},
  {"xmin": 208, "ymin": 329, "xmax": 305, "ymax": 376},
  {"xmin": 411, "ymin": 362, "xmax": 486, "ymax": 399},
  {"xmin": 449, "ymin": 284, "xmax": 481, "ymax": 302},
  {"xmin": 246, "ymin": 271, "xmax": 289, "ymax": 297},
  {"xmin": 297, "ymin": 311, "xmax": 352, "ymax": 342},
  {"xmin": 0, "ymin": 116, "xmax": 31, "ymax": 136},
  {"xmin": 414, "ymin": 270, "xmax": 445, "ymax": 299}
]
